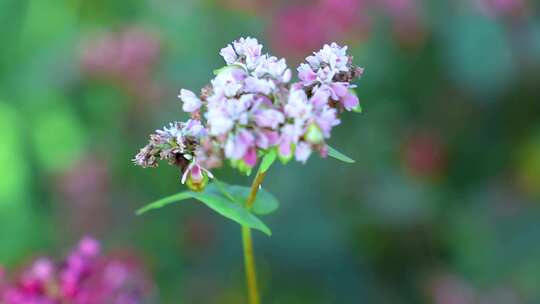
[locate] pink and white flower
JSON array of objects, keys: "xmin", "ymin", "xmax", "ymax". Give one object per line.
[
  {"xmin": 134, "ymin": 37, "xmax": 364, "ymax": 188},
  {"xmin": 298, "ymin": 42, "xmax": 363, "ymax": 112}
]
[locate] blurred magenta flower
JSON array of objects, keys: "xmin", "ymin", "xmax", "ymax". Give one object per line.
[
  {"xmin": 54, "ymin": 155, "xmax": 112, "ymax": 236},
  {"xmin": 269, "ymin": 0, "xmax": 427, "ymax": 57},
  {"xmin": 270, "ymin": 0, "xmax": 369, "ymax": 58},
  {"xmin": 0, "ymin": 237, "xmax": 153, "ymax": 304},
  {"xmin": 377, "ymin": 0, "xmax": 427, "ymax": 47},
  {"xmin": 428, "ymin": 274, "xmax": 476, "ymax": 304}
]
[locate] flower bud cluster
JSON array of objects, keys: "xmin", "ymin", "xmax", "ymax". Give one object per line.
[
  {"xmin": 0, "ymin": 237, "xmax": 151, "ymax": 304},
  {"xmin": 133, "ymin": 119, "xmax": 214, "ymax": 190},
  {"xmin": 134, "ymin": 37, "xmax": 363, "ymax": 190}
]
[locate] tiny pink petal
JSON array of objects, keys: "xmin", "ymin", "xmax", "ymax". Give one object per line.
[
  {"xmin": 342, "ymin": 92, "xmax": 359, "ymax": 111},
  {"xmin": 243, "ymin": 147, "xmax": 257, "ymax": 167},
  {"xmin": 331, "ymin": 82, "xmax": 349, "ymax": 97}
]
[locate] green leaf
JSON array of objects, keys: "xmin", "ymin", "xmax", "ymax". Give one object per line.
[
  {"xmin": 136, "ymin": 192, "xmax": 193, "ymax": 215},
  {"xmin": 191, "ymin": 191, "xmax": 272, "ymax": 236},
  {"xmin": 211, "ymin": 178, "xmax": 236, "ymax": 202},
  {"xmin": 327, "ymin": 145, "xmax": 355, "ymax": 163},
  {"xmin": 136, "ymin": 185, "xmax": 272, "ymax": 236},
  {"xmin": 207, "ymin": 183, "xmax": 280, "ymax": 215},
  {"xmin": 229, "ymin": 186, "xmax": 279, "ymax": 215},
  {"xmin": 258, "ymin": 149, "xmax": 277, "ymax": 174}
]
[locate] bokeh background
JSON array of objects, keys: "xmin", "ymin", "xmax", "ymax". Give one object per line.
[{"xmin": 1, "ymin": 0, "xmax": 540, "ymax": 303}]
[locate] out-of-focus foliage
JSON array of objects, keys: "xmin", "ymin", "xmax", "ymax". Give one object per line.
[{"xmin": 0, "ymin": 0, "xmax": 539, "ymax": 303}]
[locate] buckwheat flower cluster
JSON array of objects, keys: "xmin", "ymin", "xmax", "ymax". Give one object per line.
[
  {"xmin": 298, "ymin": 42, "xmax": 364, "ymax": 111},
  {"xmin": 0, "ymin": 237, "xmax": 152, "ymax": 304},
  {"xmin": 134, "ymin": 37, "xmax": 364, "ymax": 191},
  {"xmin": 285, "ymin": 42, "xmax": 364, "ymax": 161}
]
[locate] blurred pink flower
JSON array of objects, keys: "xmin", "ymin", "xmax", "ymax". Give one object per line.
[
  {"xmin": 79, "ymin": 26, "xmax": 162, "ymax": 101},
  {"xmin": 427, "ymin": 273, "xmax": 522, "ymax": 304},
  {"xmin": 270, "ymin": 0, "xmax": 369, "ymax": 59},
  {"xmin": 428, "ymin": 274, "xmax": 476, "ymax": 304},
  {"xmin": 270, "ymin": 0, "xmax": 428, "ymax": 57},
  {"xmin": 271, "ymin": 6, "xmax": 326, "ymax": 59},
  {"xmin": 402, "ymin": 131, "xmax": 447, "ymax": 180},
  {"xmin": 0, "ymin": 237, "xmax": 153, "ymax": 304},
  {"xmin": 376, "ymin": 0, "xmax": 427, "ymax": 47},
  {"xmin": 54, "ymin": 155, "xmax": 112, "ymax": 235}
]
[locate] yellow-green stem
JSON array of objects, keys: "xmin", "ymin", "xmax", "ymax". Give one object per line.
[
  {"xmin": 242, "ymin": 171, "xmax": 266, "ymax": 304},
  {"xmin": 242, "ymin": 226, "xmax": 259, "ymax": 304}
]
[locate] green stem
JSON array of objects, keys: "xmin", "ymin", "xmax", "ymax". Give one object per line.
[
  {"xmin": 242, "ymin": 171, "xmax": 266, "ymax": 304},
  {"xmin": 242, "ymin": 226, "xmax": 259, "ymax": 304}
]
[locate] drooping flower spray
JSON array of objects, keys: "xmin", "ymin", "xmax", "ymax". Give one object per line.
[{"xmin": 134, "ymin": 37, "xmax": 364, "ymax": 303}]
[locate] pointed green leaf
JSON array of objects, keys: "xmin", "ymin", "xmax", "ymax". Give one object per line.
[
  {"xmin": 258, "ymin": 149, "xmax": 277, "ymax": 174},
  {"xmin": 136, "ymin": 185, "xmax": 272, "ymax": 236},
  {"xmin": 136, "ymin": 192, "xmax": 193, "ymax": 215},
  {"xmin": 327, "ymin": 145, "xmax": 355, "ymax": 163},
  {"xmin": 190, "ymin": 191, "xmax": 272, "ymax": 235},
  {"xmin": 210, "ymin": 179, "xmax": 236, "ymax": 202}
]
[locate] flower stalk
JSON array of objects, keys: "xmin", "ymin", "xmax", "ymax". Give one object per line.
[
  {"xmin": 242, "ymin": 227, "xmax": 259, "ymax": 304},
  {"xmin": 242, "ymin": 170, "xmax": 267, "ymax": 304}
]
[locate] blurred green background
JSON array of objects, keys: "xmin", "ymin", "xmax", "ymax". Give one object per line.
[{"xmin": 1, "ymin": 0, "xmax": 540, "ymax": 303}]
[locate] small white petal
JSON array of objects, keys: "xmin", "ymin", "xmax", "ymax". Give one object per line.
[{"xmin": 179, "ymin": 89, "xmax": 202, "ymax": 113}]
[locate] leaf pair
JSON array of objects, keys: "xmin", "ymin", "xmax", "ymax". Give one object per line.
[
  {"xmin": 136, "ymin": 182, "xmax": 279, "ymax": 236},
  {"xmin": 136, "ymin": 146, "xmax": 353, "ymax": 236}
]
